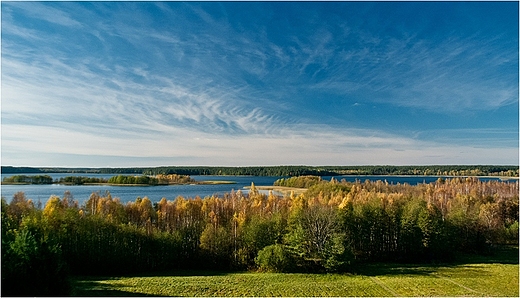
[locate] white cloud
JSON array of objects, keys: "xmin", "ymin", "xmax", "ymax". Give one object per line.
[{"xmin": 2, "ymin": 121, "xmax": 518, "ymax": 167}]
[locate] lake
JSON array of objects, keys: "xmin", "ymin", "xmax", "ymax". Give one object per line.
[{"xmin": 0, "ymin": 173, "xmax": 509, "ymax": 205}]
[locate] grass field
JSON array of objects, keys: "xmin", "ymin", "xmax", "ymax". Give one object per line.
[{"xmin": 72, "ymin": 246, "xmax": 519, "ymax": 297}]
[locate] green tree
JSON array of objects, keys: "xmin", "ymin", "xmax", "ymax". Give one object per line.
[
  {"xmin": 285, "ymin": 204, "xmax": 348, "ymax": 271},
  {"xmin": 399, "ymin": 198, "xmax": 427, "ymax": 261},
  {"xmin": 417, "ymin": 203, "xmax": 454, "ymax": 261},
  {"xmin": 199, "ymin": 224, "xmax": 232, "ymax": 268},
  {"xmin": 2, "ymin": 222, "xmax": 70, "ymax": 296},
  {"xmin": 238, "ymin": 214, "xmax": 285, "ymax": 268}
]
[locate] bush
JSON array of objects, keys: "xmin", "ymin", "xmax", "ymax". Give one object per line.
[
  {"xmin": 504, "ymin": 221, "xmax": 519, "ymax": 244},
  {"xmin": 255, "ymin": 244, "xmax": 295, "ymax": 272}
]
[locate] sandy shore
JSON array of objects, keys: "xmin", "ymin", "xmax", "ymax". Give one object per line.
[{"xmin": 246, "ymin": 185, "xmax": 308, "ymax": 195}]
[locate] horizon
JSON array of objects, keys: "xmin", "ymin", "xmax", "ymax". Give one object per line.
[
  {"xmin": 2, "ymin": 2, "xmax": 518, "ymax": 167},
  {"xmin": 2, "ymin": 164, "xmax": 518, "ymax": 169}
]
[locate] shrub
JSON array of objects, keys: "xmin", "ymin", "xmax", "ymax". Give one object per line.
[
  {"xmin": 504, "ymin": 221, "xmax": 519, "ymax": 244},
  {"xmin": 255, "ymin": 244, "xmax": 295, "ymax": 272}
]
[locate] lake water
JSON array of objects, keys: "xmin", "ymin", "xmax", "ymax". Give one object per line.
[{"xmin": 0, "ymin": 173, "xmax": 509, "ymax": 205}]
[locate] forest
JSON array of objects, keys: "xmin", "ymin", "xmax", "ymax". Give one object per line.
[
  {"xmin": 2, "ymin": 165, "xmax": 518, "ymax": 177},
  {"xmin": 2, "ymin": 176, "xmax": 518, "ymax": 296}
]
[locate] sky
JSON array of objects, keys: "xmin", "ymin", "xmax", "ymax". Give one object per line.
[{"xmin": 1, "ymin": 1, "xmax": 519, "ymax": 167}]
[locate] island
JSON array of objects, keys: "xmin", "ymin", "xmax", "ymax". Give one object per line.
[{"xmin": 1, "ymin": 174, "xmax": 236, "ymax": 186}]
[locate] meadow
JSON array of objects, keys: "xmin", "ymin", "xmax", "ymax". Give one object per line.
[{"xmin": 72, "ymin": 246, "xmax": 518, "ymax": 297}]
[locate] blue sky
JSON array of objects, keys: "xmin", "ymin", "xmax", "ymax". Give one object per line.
[{"xmin": 1, "ymin": 1, "xmax": 518, "ymax": 167}]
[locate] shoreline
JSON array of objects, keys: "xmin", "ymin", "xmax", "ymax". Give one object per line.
[
  {"xmin": 1, "ymin": 180, "xmax": 238, "ymax": 186},
  {"xmin": 334, "ymin": 174, "xmax": 519, "ymax": 179},
  {"xmin": 2, "ymin": 175, "xmax": 516, "ymax": 186},
  {"xmin": 246, "ymin": 185, "xmax": 308, "ymax": 195}
]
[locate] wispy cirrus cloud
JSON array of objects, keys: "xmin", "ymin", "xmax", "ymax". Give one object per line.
[
  {"xmin": 2, "ymin": 52, "xmax": 281, "ymax": 138},
  {"xmin": 3, "ymin": 1, "xmax": 83, "ymax": 28},
  {"xmin": 291, "ymin": 27, "xmax": 518, "ymax": 113}
]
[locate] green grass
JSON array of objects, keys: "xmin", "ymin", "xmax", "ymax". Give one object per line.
[{"xmin": 72, "ymin": 247, "xmax": 519, "ymax": 297}]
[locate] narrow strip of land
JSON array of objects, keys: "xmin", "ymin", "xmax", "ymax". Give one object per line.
[{"xmin": 250, "ymin": 185, "xmax": 307, "ymax": 195}]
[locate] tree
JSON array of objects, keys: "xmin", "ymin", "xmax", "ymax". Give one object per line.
[
  {"xmin": 398, "ymin": 198, "xmax": 428, "ymax": 261},
  {"xmin": 238, "ymin": 214, "xmax": 285, "ymax": 268},
  {"xmin": 8, "ymin": 192, "xmax": 35, "ymax": 224},
  {"xmin": 285, "ymin": 204, "xmax": 348, "ymax": 271},
  {"xmin": 2, "ymin": 217, "xmax": 70, "ymax": 296},
  {"xmin": 417, "ymin": 203, "xmax": 454, "ymax": 260},
  {"xmin": 199, "ymin": 224, "xmax": 232, "ymax": 268}
]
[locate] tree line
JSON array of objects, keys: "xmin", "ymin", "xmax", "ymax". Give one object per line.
[
  {"xmin": 274, "ymin": 175, "xmax": 324, "ymax": 188},
  {"xmin": 60, "ymin": 176, "xmax": 109, "ymax": 185},
  {"xmin": 2, "ymin": 165, "xmax": 518, "ymax": 177},
  {"xmin": 106, "ymin": 174, "xmax": 196, "ymax": 185},
  {"xmin": 2, "ymin": 175, "xmax": 54, "ymax": 184},
  {"xmin": 2, "ymin": 177, "xmax": 518, "ymax": 296},
  {"xmin": 2, "ymin": 174, "xmax": 195, "ymax": 185},
  {"xmin": 2, "ymin": 175, "xmax": 108, "ymax": 185}
]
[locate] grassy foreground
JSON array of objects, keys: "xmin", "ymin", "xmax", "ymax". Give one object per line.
[{"xmin": 72, "ymin": 247, "xmax": 518, "ymax": 297}]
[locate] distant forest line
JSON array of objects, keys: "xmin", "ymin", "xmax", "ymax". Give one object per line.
[{"xmin": 2, "ymin": 165, "xmax": 518, "ymax": 177}]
